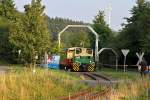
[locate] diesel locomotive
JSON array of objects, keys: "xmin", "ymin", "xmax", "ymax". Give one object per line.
[{"xmin": 60, "ymin": 47, "xmax": 95, "ymax": 72}]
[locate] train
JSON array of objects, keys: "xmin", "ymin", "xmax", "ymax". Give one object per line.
[{"xmin": 59, "ymin": 47, "xmax": 95, "ymax": 72}]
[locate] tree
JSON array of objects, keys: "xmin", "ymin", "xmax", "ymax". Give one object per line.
[
  {"xmin": 119, "ymin": 0, "xmax": 150, "ymax": 52},
  {"xmin": 116, "ymin": 0, "xmax": 150, "ymax": 64},
  {"xmin": 0, "ymin": 0, "xmax": 17, "ymax": 63},
  {"xmin": 92, "ymin": 11, "xmax": 112, "ymax": 48},
  {"xmin": 0, "ymin": 0, "xmax": 16, "ymax": 19},
  {"xmin": 61, "ymin": 31, "xmax": 91, "ymax": 48},
  {"xmin": 9, "ymin": 0, "xmax": 51, "ymax": 66}
]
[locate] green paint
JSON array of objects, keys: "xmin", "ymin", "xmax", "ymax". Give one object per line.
[{"xmin": 73, "ymin": 56, "xmax": 94, "ymax": 64}]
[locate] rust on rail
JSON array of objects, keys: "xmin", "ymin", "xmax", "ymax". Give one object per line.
[{"xmin": 59, "ymin": 89, "xmax": 91, "ymax": 100}]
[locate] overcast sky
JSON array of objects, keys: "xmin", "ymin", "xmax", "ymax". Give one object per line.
[{"xmin": 14, "ymin": 0, "xmax": 137, "ymax": 31}]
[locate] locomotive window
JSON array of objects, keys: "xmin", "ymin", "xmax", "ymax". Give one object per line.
[
  {"xmin": 68, "ymin": 50, "xmax": 74, "ymax": 52},
  {"xmin": 76, "ymin": 48, "xmax": 82, "ymax": 54},
  {"xmin": 86, "ymin": 49, "xmax": 92, "ymax": 54},
  {"xmin": 87, "ymin": 56, "xmax": 91, "ymax": 59}
]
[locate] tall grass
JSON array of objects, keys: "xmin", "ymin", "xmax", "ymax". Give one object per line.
[
  {"xmin": 0, "ymin": 68, "xmax": 88, "ymax": 100},
  {"xmin": 99, "ymin": 68, "xmax": 150, "ymax": 100},
  {"xmin": 110, "ymin": 78, "xmax": 150, "ymax": 100}
]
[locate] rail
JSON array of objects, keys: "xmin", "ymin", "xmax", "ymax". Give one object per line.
[{"xmin": 59, "ymin": 72, "xmax": 112, "ymax": 100}]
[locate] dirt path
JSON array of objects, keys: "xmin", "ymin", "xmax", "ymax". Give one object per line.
[{"xmin": 0, "ymin": 66, "xmax": 9, "ymax": 74}]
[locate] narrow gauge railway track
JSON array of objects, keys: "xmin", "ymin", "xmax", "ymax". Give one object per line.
[{"xmin": 59, "ymin": 72, "xmax": 112, "ymax": 100}]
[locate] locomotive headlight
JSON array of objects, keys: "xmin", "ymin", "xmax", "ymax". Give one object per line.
[{"xmin": 90, "ymin": 61, "xmax": 92, "ymax": 63}]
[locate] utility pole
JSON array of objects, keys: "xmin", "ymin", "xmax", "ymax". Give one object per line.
[
  {"xmin": 105, "ymin": 0, "xmax": 112, "ymax": 27},
  {"xmin": 108, "ymin": 0, "xmax": 112, "ymax": 27}
]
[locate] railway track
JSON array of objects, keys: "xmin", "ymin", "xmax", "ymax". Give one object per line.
[{"xmin": 59, "ymin": 72, "xmax": 112, "ymax": 100}]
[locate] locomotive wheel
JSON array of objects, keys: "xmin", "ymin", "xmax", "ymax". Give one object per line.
[
  {"xmin": 87, "ymin": 63, "xmax": 95, "ymax": 72},
  {"xmin": 73, "ymin": 63, "xmax": 80, "ymax": 72}
]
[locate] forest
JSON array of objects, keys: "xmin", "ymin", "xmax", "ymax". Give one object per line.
[{"xmin": 0, "ymin": 0, "xmax": 150, "ymax": 67}]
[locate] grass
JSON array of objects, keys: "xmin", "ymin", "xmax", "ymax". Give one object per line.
[
  {"xmin": 0, "ymin": 67, "xmax": 89, "ymax": 100},
  {"xmin": 99, "ymin": 68, "xmax": 140, "ymax": 80},
  {"xmin": 0, "ymin": 66, "xmax": 106, "ymax": 100},
  {"xmin": 0, "ymin": 59, "xmax": 8, "ymax": 65},
  {"xmin": 136, "ymin": 88, "xmax": 150, "ymax": 100},
  {"xmin": 97, "ymin": 67, "xmax": 150, "ymax": 100},
  {"xmin": 1, "ymin": 65, "xmax": 149, "ymax": 100},
  {"xmin": 111, "ymin": 78, "xmax": 150, "ymax": 100}
]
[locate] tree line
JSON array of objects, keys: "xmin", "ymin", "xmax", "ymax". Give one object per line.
[
  {"xmin": 110, "ymin": 0, "xmax": 150, "ymax": 65},
  {"xmin": 0, "ymin": 0, "xmax": 92, "ymax": 66},
  {"xmin": 0, "ymin": 0, "xmax": 150, "ymax": 66}
]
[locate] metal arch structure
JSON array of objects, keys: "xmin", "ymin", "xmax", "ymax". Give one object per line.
[
  {"xmin": 98, "ymin": 48, "xmax": 119, "ymax": 70},
  {"xmin": 58, "ymin": 25, "xmax": 99, "ymax": 62}
]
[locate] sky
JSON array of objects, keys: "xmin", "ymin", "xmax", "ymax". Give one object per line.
[{"xmin": 14, "ymin": 0, "xmax": 137, "ymax": 31}]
